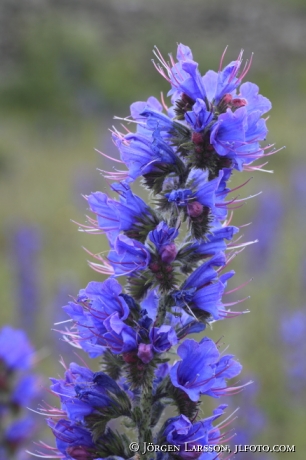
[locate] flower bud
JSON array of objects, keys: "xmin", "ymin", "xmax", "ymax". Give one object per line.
[
  {"xmin": 137, "ymin": 343, "xmax": 154, "ymax": 364},
  {"xmin": 191, "ymin": 132, "xmax": 204, "ymax": 145},
  {"xmin": 149, "ymin": 261, "xmax": 161, "ymax": 273},
  {"xmin": 232, "ymin": 97, "xmax": 247, "ymax": 108},
  {"xmin": 221, "ymin": 93, "xmax": 233, "ymax": 105},
  {"xmin": 160, "ymin": 243, "xmax": 177, "ymax": 264},
  {"xmin": 187, "ymin": 201, "xmax": 203, "ymax": 218},
  {"xmin": 122, "ymin": 351, "xmax": 138, "ymax": 364}
]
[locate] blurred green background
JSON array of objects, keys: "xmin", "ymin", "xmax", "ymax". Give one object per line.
[{"xmin": 0, "ymin": 0, "xmax": 305, "ymax": 457}]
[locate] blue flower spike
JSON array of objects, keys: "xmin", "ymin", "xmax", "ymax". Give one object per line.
[{"xmin": 37, "ymin": 43, "xmax": 278, "ymax": 460}]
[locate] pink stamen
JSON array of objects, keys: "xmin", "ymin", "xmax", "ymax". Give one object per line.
[
  {"xmin": 227, "ymin": 177, "xmax": 253, "ymax": 194},
  {"xmin": 169, "ymin": 53, "xmax": 176, "ymax": 66},
  {"xmin": 88, "ymin": 261, "xmax": 115, "ymax": 275},
  {"xmin": 219, "ymin": 46, "xmax": 229, "ymax": 72},
  {"xmin": 223, "ymin": 211, "xmax": 234, "ymax": 226},
  {"xmin": 95, "ymin": 149, "xmax": 123, "ymax": 164},
  {"xmin": 226, "ymin": 203, "xmax": 245, "ymax": 210},
  {"xmin": 238, "ymin": 52, "xmax": 253, "ymax": 82},
  {"xmin": 227, "ymin": 239, "xmax": 258, "ymax": 250},
  {"xmin": 225, "ymin": 278, "xmax": 253, "ymax": 295},
  {"xmin": 223, "ymin": 296, "xmax": 250, "ymax": 307},
  {"xmin": 160, "ymin": 92, "xmax": 169, "ymax": 111}
]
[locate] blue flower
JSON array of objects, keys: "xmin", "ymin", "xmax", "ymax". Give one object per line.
[
  {"xmin": 165, "ymin": 189, "xmax": 193, "ymax": 206},
  {"xmin": 87, "ymin": 191, "xmax": 120, "ymax": 236},
  {"xmin": 149, "ymin": 222, "xmax": 179, "ymax": 250},
  {"xmin": 103, "ymin": 313, "xmax": 138, "ymax": 354},
  {"xmin": 0, "ymin": 326, "xmax": 41, "ymax": 459},
  {"xmin": 169, "ymin": 338, "xmax": 219, "ymax": 401},
  {"xmin": 140, "ymin": 288, "xmax": 160, "ymax": 321},
  {"xmin": 172, "ymin": 253, "xmax": 233, "ymax": 321},
  {"xmin": 84, "ymin": 279, "xmax": 130, "ymax": 322},
  {"xmin": 210, "ymin": 107, "xmax": 247, "ymax": 157},
  {"xmin": 155, "ymin": 362, "xmax": 171, "ymax": 380},
  {"xmin": 113, "ymin": 129, "xmax": 178, "ymax": 182},
  {"xmin": 75, "ymin": 385, "xmax": 115, "ymax": 412},
  {"xmin": 88, "ymin": 182, "xmax": 155, "ymax": 241},
  {"xmin": 172, "ymin": 287, "xmax": 197, "ymax": 308},
  {"xmin": 165, "ymin": 169, "xmax": 229, "ymax": 224},
  {"xmin": 229, "ymin": 112, "xmax": 269, "ymax": 171},
  {"xmin": 108, "ymin": 235, "xmax": 151, "ymax": 275},
  {"xmin": 149, "ymin": 222, "xmax": 178, "ymax": 263},
  {"xmin": 203, "ymin": 354, "xmax": 242, "ymax": 398},
  {"xmin": 188, "ymin": 169, "xmax": 227, "ymax": 219},
  {"xmin": 163, "ymin": 404, "xmax": 227, "ymax": 460},
  {"xmin": 149, "ymin": 325, "xmax": 178, "ymax": 353},
  {"xmin": 185, "ymin": 98, "xmax": 214, "ymax": 132},
  {"xmin": 111, "ymin": 182, "xmax": 155, "ymax": 228},
  {"xmin": 50, "ymin": 364, "xmax": 96, "ymax": 422},
  {"xmin": 63, "ymin": 299, "xmax": 107, "ymax": 358},
  {"xmin": 48, "ymin": 419, "xmax": 95, "ymax": 459},
  {"xmin": 140, "ymin": 106, "xmax": 175, "ymax": 134},
  {"xmin": 162, "ymin": 43, "xmax": 206, "ymax": 102},
  {"xmin": 204, "ymin": 57, "xmax": 245, "ymax": 104},
  {"xmin": 130, "ymin": 96, "xmax": 163, "ymax": 122},
  {"xmin": 239, "ymin": 82, "xmax": 272, "ymax": 115},
  {"xmin": 63, "ymin": 279, "xmax": 132, "ymax": 358},
  {"xmin": 5, "ymin": 417, "xmax": 36, "ymax": 445},
  {"xmin": 11, "ymin": 374, "xmax": 41, "ymax": 407},
  {"xmin": 51, "ymin": 365, "xmax": 128, "ymax": 424},
  {"xmin": 168, "ymin": 307, "xmax": 206, "ymax": 338},
  {"xmin": 169, "ymin": 336, "xmax": 242, "ymax": 401},
  {"xmin": 0, "ymin": 326, "xmax": 34, "ymax": 370},
  {"xmin": 191, "ymin": 224, "xmax": 239, "ymax": 257}
]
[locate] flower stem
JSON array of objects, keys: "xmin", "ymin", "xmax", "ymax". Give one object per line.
[{"xmin": 138, "ymin": 378, "xmax": 153, "ymax": 459}]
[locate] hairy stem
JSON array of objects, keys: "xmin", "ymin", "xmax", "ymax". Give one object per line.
[{"xmin": 138, "ymin": 379, "xmax": 154, "ymax": 459}]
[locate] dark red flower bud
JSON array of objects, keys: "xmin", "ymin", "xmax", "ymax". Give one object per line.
[
  {"xmin": 221, "ymin": 93, "xmax": 233, "ymax": 105},
  {"xmin": 122, "ymin": 351, "xmax": 138, "ymax": 364},
  {"xmin": 195, "ymin": 145, "xmax": 204, "ymax": 153},
  {"xmin": 232, "ymin": 98, "xmax": 247, "ymax": 108},
  {"xmin": 191, "ymin": 132, "xmax": 204, "ymax": 145},
  {"xmin": 165, "ymin": 265, "xmax": 173, "ymax": 273},
  {"xmin": 149, "ymin": 262, "xmax": 161, "ymax": 273}
]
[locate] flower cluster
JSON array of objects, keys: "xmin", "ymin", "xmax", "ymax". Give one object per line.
[
  {"xmin": 0, "ymin": 326, "xmax": 40, "ymax": 459},
  {"xmin": 42, "ymin": 43, "xmax": 275, "ymax": 459}
]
